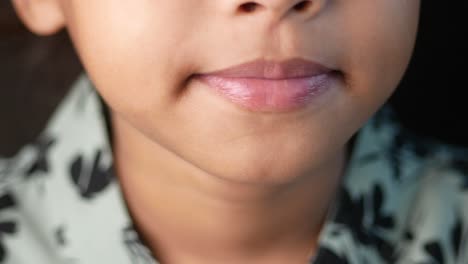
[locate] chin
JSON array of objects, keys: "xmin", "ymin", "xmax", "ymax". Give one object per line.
[{"xmin": 191, "ymin": 144, "xmax": 331, "ymax": 187}]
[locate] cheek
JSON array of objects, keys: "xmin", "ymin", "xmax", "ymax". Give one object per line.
[
  {"xmin": 62, "ymin": 0, "xmax": 198, "ymax": 117},
  {"xmin": 339, "ymin": 1, "xmax": 420, "ymax": 109}
]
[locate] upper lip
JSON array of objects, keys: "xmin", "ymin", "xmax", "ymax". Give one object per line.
[{"xmin": 195, "ymin": 58, "xmax": 334, "ymax": 80}]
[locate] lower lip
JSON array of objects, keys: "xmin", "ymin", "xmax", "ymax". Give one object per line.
[{"xmin": 193, "ymin": 73, "xmax": 337, "ymax": 112}]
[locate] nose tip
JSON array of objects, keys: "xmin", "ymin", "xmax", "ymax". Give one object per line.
[{"xmin": 236, "ymin": 0, "xmax": 323, "ymax": 19}]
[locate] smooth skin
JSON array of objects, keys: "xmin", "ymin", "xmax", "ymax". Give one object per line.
[{"xmin": 13, "ymin": 0, "xmax": 420, "ymax": 263}]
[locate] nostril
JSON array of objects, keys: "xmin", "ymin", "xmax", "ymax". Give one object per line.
[
  {"xmin": 293, "ymin": 1, "xmax": 312, "ymax": 12},
  {"xmin": 238, "ymin": 2, "xmax": 260, "ymax": 13},
  {"xmin": 238, "ymin": 0, "xmax": 313, "ymax": 15}
]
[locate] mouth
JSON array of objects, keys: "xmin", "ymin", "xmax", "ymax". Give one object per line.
[{"xmin": 192, "ymin": 58, "xmax": 342, "ymax": 112}]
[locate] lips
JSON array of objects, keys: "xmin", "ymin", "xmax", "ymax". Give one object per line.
[{"xmin": 193, "ymin": 58, "xmax": 339, "ymax": 112}]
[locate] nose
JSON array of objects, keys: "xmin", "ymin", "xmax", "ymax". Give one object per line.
[{"xmin": 236, "ymin": 0, "xmax": 327, "ymax": 21}]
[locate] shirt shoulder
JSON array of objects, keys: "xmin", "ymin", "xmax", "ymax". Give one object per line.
[
  {"xmin": 0, "ymin": 74, "xmax": 94, "ymax": 192},
  {"xmin": 0, "ymin": 75, "xmax": 139, "ymax": 264},
  {"xmin": 319, "ymin": 105, "xmax": 468, "ymax": 263}
]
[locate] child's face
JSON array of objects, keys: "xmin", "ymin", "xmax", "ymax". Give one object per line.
[{"xmin": 18, "ymin": 1, "xmax": 420, "ymax": 183}]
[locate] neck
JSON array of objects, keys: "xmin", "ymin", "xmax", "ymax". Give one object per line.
[{"xmin": 111, "ymin": 114, "xmax": 347, "ymax": 264}]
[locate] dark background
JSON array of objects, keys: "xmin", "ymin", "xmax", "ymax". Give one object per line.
[
  {"xmin": 390, "ymin": 0, "xmax": 468, "ymax": 148},
  {"xmin": 0, "ymin": 1, "xmax": 82, "ymax": 156},
  {"xmin": 1, "ymin": 1, "xmax": 467, "ymax": 157}
]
